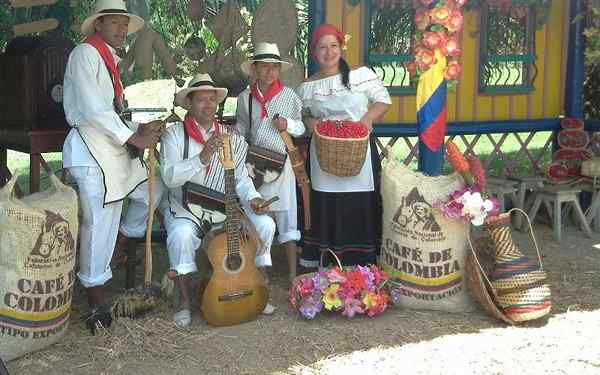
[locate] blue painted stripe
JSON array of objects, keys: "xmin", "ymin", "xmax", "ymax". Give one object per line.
[
  {"xmin": 0, "ymin": 311, "xmax": 69, "ymax": 328},
  {"xmin": 417, "ymin": 81, "xmax": 447, "ymax": 134}
]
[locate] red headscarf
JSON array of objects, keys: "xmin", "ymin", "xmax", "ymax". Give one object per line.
[{"xmin": 310, "ymin": 23, "xmax": 346, "ymax": 52}]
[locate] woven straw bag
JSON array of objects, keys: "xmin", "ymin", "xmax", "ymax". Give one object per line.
[
  {"xmin": 313, "ymin": 122, "xmax": 369, "ymax": 177},
  {"xmin": 465, "ymin": 236, "xmax": 514, "ymax": 324},
  {"xmin": 469, "ymin": 209, "xmax": 551, "ymax": 323}
]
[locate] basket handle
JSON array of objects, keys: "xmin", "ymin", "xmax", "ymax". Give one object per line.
[
  {"xmin": 319, "ymin": 248, "xmax": 343, "ymax": 270},
  {"xmin": 507, "ymin": 207, "xmax": 545, "ymax": 271}
]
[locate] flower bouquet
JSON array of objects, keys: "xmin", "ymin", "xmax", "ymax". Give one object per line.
[
  {"xmin": 434, "ymin": 141, "xmax": 500, "ymax": 225},
  {"xmin": 289, "ymin": 251, "xmax": 390, "ymax": 319}
]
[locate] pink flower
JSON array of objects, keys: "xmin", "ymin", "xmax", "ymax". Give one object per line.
[
  {"xmin": 369, "ymin": 265, "xmax": 389, "ymax": 286},
  {"xmin": 423, "ymin": 31, "xmax": 443, "ymax": 49},
  {"xmin": 430, "ymin": 6, "xmax": 451, "ymax": 26},
  {"xmin": 442, "ymin": 35, "xmax": 461, "ymax": 57},
  {"xmin": 446, "ymin": 10, "xmax": 464, "ymax": 33},
  {"xmin": 415, "ymin": 9, "xmax": 431, "ymax": 31},
  {"xmin": 341, "ymin": 298, "xmax": 364, "ymax": 318},
  {"xmin": 415, "ymin": 47, "xmax": 436, "ymax": 70},
  {"xmin": 447, "ymin": 0, "xmax": 468, "ymax": 8},
  {"xmin": 298, "ymin": 277, "xmax": 315, "ymax": 298},
  {"xmin": 327, "ymin": 267, "xmax": 347, "ymax": 283},
  {"xmin": 419, "ymin": 0, "xmax": 436, "ymax": 5},
  {"xmin": 445, "ymin": 60, "xmax": 462, "ymax": 80}
]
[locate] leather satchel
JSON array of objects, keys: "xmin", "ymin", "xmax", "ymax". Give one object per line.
[
  {"xmin": 245, "ymin": 144, "xmax": 286, "ymax": 189},
  {"xmin": 244, "ymin": 93, "xmax": 287, "ymax": 189}
]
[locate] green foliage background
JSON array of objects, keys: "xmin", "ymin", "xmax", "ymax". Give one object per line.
[{"xmin": 0, "ymin": 0, "xmax": 308, "ymax": 84}]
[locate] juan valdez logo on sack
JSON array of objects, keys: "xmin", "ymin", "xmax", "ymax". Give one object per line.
[{"xmin": 26, "ymin": 210, "xmax": 76, "ymax": 270}]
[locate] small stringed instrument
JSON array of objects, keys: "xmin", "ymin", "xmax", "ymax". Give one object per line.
[
  {"xmin": 274, "ymin": 114, "xmax": 311, "ymax": 230},
  {"xmin": 201, "ymin": 134, "xmax": 269, "ymax": 326}
]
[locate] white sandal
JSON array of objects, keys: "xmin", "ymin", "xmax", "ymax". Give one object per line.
[
  {"xmin": 173, "ymin": 309, "xmax": 191, "ymax": 328},
  {"xmin": 261, "ymin": 303, "xmax": 276, "ymax": 315}
]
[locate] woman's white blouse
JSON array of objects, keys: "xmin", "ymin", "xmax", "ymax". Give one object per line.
[{"xmin": 296, "ymin": 66, "xmax": 392, "ymax": 192}]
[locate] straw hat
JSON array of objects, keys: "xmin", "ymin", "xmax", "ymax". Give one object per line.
[
  {"xmin": 175, "ymin": 73, "xmax": 228, "ymax": 110},
  {"xmin": 81, "ymin": 0, "xmax": 145, "ymax": 36},
  {"xmin": 240, "ymin": 42, "xmax": 293, "ymax": 76}
]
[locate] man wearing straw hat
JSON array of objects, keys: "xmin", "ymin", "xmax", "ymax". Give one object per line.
[
  {"xmin": 62, "ymin": 0, "xmax": 164, "ymax": 334},
  {"xmin": 237, "ymin": 42, "xmax": 305, "ymax": 285},
  {"xmin": 160, "ymin": 73, "xmax": 276, "ymax": 327}
]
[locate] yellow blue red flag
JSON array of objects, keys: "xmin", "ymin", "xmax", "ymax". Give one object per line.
[{"xmin": 416, "ymin": 49, "xmax": 447, "ymax": 152}]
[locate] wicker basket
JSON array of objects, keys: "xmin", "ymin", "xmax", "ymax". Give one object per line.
[
  {"xmin": 465, "ymin": 236, "xmax": 515, "ymax": 325},
  {"xmin": 485, "ymin": 210, "xmax": 552, "ymax": 322},
  {"xmin": 313, "ymin": 122, "xmax": 369, "ymax": 177}
]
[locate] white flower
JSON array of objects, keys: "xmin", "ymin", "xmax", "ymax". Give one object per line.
[{"xmin": 459, "ymin": 191, "xmax": 495, "ymax": 226}]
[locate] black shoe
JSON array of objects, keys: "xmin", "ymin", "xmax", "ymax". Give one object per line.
[{"xmin": 84, "ymin": 304, "xmax": 113, "ymax": 335}]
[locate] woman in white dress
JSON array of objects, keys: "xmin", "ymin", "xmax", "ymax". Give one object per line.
[{"xmin": 297, "ymin": 24, "xmax": 391, "ymax": 267}]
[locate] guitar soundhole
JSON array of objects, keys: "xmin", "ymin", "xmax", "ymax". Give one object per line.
[{"xmin": 226, "ymin": 254, "xmax": 242, "ymax": 271}]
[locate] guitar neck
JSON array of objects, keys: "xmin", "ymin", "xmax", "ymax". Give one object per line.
[{"xmin": 224, "ymin": 168, "xmax": 240, "ymax": 254}]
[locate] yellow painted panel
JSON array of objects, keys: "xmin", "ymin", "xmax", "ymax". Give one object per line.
[
  {"xmin": 475, "ymin": 95, "xmax": 493, "ymax": 121},
  {"xmin": 544, "ymin": 0, "xmax": 564, "ymax": 117},
  {"xmin": 493, "ymin": 96, "xmax": 510, "ymax": 120},
  {"xmin": 383, "ymin": 97, "xmax": 400, "ymax": 123},
  {"xmin": 326, "ymin": 0, "xmax": 343, "ymax": 31},
  {"xmin": 447, "ymin": 91, "xmax": 457, "ymax": 122},
  {"xmin": 403, "ymin": 95, "xmax": 417, "ymax": 123},
  {"xmin": 344, "ymin": 3, "xmax": 362, "ymax": 67},
  {"xmin": 511, "ymin": 95, "xmax": 529, "ymax": 119},
  {"xmin": 529, "ymin": 17, "xmax": 547, "ymax": 119},
  {"xmin": 456, "ymin": 10, "xmax": 478, "ymax": 121}
]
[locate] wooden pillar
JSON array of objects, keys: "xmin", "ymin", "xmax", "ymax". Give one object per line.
[
  {"xmin": 418, "ymin": 142, "xmax": 444, "ymax": 176},
  {"xmin": 308, "ymin": 0, "xmax": 326, "ymax": 76},
  {"xmin": 565, "ymin": 0, "xmax": 586, "ymax": 119}
]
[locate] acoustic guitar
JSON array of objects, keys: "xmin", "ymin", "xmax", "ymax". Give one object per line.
[{"xmin": 201, "ymin": 134, "xmax": 269, "ymax": 326}]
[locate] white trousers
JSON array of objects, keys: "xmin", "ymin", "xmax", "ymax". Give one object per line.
[
  {"xmin": 270, "ymin": 209, "xmax": 300, "ymax": 244},
  {"xmin": 164, "ymin": 204, "xmax": 275, "ymax": 275},
  {"xmin": 69, "ymin": 166, "xmax": 165, "ymax": 288}
]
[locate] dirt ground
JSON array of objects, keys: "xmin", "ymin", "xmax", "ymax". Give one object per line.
[{"xmin": 6, "ymin": 224, "xmax": 600, "ymax": 375}]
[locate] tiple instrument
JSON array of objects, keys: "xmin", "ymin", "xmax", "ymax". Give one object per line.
[
  {"xmin": 201, "ymin": 134, "xmax": 268, "ymax": 326},
  {"xmin": 274, "ymin": 114, "xmax": 311, "ymax": 230}
]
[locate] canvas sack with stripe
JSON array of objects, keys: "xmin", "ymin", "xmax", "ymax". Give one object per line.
[
  {"xmin": 379, "ymin": 158, "xmax": 475, "ymax": 312},
  {"xmin": 0, "ymin": 174, "xmax": 78, "ymax": 361}
]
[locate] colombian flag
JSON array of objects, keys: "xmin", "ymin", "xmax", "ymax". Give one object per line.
[{"xmin": 416, "ymin": 50, "xmax": 448, "ymax": 152}]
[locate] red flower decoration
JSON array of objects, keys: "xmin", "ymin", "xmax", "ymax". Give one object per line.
[
  {"xmin": 345, "ymin": 270, "xmax": 368, "ymax": 291},
  {"xmin": 446, "ymin": 9, "xmax": 465, "ymax": 33},
  {"xmin": 445, "ymin": 60, "xmax": 462, "ymax": 80},
  {"xmin": 415, "ymin": 47, "xmax": 436, "ymax": 70},
  {"xmin": 442, "ymin": 35, "xmax": 461, "ymax": 57},
  {"xmin": 415, "ymin": 9, "xmax": 431, "ymax": 31},
  {"xmin": 430, "ymin": 5, "xmax": 452, "ymax": 26},
  {"xmin": 423, "ymin": 31, "xmax": 443, "ymax": 49}
]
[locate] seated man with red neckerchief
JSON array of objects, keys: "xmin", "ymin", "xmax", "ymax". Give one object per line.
[{"xmin": 160, "ymin": 73, "xmax": 276, "ymax": 328}]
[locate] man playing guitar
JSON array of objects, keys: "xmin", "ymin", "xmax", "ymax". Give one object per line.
[{"xmin": 159, "ymin": 74, "xmax": 276, "ymax": 328}]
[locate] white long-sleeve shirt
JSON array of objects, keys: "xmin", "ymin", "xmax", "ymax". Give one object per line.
[
  {"xmin": 62, "ymin": 41, "xmax": 147, "ymax": 204},
  {"xmin": 235, "ymin": 86, "xmax": 304, "ymax": 211},
  {"xmin": 62, "ymin": 43, "xmax": 137, "ymax": 168},
  {"xmin": 160, "ymin": 120, "xmax": 261, "ymax": 225}
]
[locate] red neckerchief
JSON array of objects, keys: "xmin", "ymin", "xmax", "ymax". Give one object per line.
[
  {"xmin": 250, "ymin": 79, "xmax": 284, "ymax": 118},
  {"xmin": 184, "ymin": 113, "xmax": 220, "ymax": 172},
  {"xmin": 85, "ymin": 33, "xmax": 124, "ymax": 104}
]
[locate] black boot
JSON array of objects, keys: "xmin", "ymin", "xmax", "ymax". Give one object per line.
[{"xmin": 84, "ymin": 304, "xmax": 113, "ymax": 335}]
